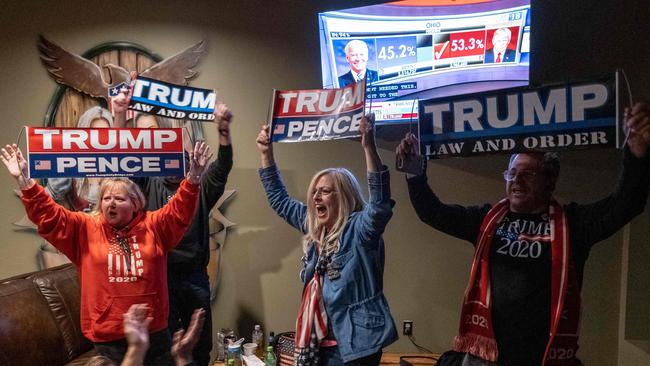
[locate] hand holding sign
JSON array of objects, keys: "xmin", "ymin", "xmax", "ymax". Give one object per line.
[
  {"xmin": 625, "ymin": 102, "xmax": 650, "ymax": 158},
  {"xmin": 215, "ymin": 103, "xmax": 233, "ymax": 143},
  {"xmin": 1, "ymin": 144, "xmax": 33, "ymax": 189},
  {"xmin": 112, "ymin": 85, "xmax": 131, "ymax": 114},
  {"xmin": 256, "ymin": 124, "xmax": 274, "ymax": 168},
  {"xmin": 360, "ymin": 113, "xmax": 376, "ymax": 150},
  {"xmin": 360, "ymin": 113, "xmax": 383, "ymax": 173},
  {"xmin": 110, "ymin": 79, "xmax": 135, "ymax": 127},
  {"xmin": 396, "ymin": 133, "xmax": 424, "ymax": 176},
  {"xmin": 187, "ymin": 141, "xmax": 213, "ymax": 184}
]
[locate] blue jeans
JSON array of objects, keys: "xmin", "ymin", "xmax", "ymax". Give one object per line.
[{"xmin": 319, "ymin": 346, "xmax": 382, "ymax": 366}]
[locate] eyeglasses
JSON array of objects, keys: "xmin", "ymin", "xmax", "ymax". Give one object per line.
[
  {"xmin": 312, "ymin": 187, "xmax": 336, "ymax": 198},
  {"xmin": 502, "ymin": 169, "xmax": 540, "ymax": 182}
]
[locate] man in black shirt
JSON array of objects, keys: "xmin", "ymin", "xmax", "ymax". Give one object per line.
[
  {"xmin": 396, "ymin": 102, "xmax": 650, "ymax": 366},
  {"xmin": 133, "ymin": 103, "xmax": 234, "ymax": 366}
]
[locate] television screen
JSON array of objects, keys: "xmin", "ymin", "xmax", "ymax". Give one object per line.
[{"xmin": 319, "ymin": 0, "xmax": 531, "ymax": 125}]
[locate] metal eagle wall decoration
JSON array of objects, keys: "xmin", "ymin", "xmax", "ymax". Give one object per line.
[{"xmin": 37, "ymin": 34, "xmax": 207, "ymax": 101}]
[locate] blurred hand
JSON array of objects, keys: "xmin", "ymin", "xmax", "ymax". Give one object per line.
[
  {"xmin": 0, "ymin": 144, "xmax": 28, "ymax": 179},
  {"xmin": 171, "ymin": 308, "xmax": 206, "ymax": 365},
  {"xmin": 123, "ymin": 304, "xmax": 152, "ymax": 352},
  {"xmin": 187, "ymin": 141, "xmax": 213, "ymax": 183},
  {"xmin": 625, "ymin": 102, "xmax": 650, "ymax": 158}
]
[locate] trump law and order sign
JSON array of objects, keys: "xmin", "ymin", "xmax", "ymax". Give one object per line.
[
  {"xmin": 419, "ymin": 77, "xmax": 618, "ymax": 158},
  {"xmin": 129, "ymin": 76, "xmax": 216, "ymax": 121},
  {"xmin": 26, "ymin": 128, "xmax": 186, "ymax": 178},
  {"xmin": 270, "ymin": 80, "xmax": 366, "ymax": 143}
]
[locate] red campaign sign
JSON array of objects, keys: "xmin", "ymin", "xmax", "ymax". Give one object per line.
[
  {"xmin": 272, "ymin": 81, "xmax": 366, "ymax": 118},
  {"xmin": 27, "ymin": 128, "xmax": 184, "ymax": 153},
  {"xmin": 448, "ymin": 30, "xmax": 488, "ymax": 58}
]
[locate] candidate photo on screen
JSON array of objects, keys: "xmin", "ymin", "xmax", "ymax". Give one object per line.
[
  {"xmin": 335, "ymin": 39, "xmax": 378, "ymax": 87},
  {"xmin": 484, "ymin": 26, "xmax": 520, "ymax": 64}
]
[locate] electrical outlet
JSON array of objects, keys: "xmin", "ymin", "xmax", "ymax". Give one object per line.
[{"xmin": 403, "ymin": 320, "xmax": 413, "ymax": 335}]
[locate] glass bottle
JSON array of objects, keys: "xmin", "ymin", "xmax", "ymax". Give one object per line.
[
  {"xmin": 252, "ymin": 324, "xmax": 264, "ymax": 357},
  {"xmin": 264, "ymin": 345, "xmax": 276, "ymax": 366}
]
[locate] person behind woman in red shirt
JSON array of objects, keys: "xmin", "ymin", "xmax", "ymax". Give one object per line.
[{"xmin": 1, "ymin": 141, "xmax": 212, "ymax": 366}]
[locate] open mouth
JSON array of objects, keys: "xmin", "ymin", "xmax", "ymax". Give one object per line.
[
  {"xmin": 316, "ymin": 205, "xmax": 327, "ymax": 217},
  {"xmin": 511, "ymin": 187, "xmax": 526, "ymax": 196}
]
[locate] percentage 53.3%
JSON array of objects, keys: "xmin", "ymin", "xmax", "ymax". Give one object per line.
[{"xmin": 450, "ymin": 38, "xmax": 485, "ymax": 52}]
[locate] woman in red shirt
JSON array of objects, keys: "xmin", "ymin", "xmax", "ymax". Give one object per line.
[{"xmin": 1, "ymin": 142, "xmax": 212, "ymax": 365}]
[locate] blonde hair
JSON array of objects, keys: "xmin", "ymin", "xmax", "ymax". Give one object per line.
[
  {"xmin": 133, "ymin": 113, "xmax": 173, "ymax": 129},
  {"xmin": 303, "ymin": 168, "xmax": 366, "ymax": 255},
  {"xmin": 75, "ymin": 106, "xmax": 113, "ymax": 204},
  {"xmin": 92, "ymin": 178, "xmax": 146, "ymax": 216},
  {"xmin": 77, "ymin": 106, "xmax": 113, "ymax": 128}
]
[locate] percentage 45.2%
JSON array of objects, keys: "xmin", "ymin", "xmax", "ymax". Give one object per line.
[{"xmin": 378, "ymin": 44, "xmax": 416, "ymax": 60}]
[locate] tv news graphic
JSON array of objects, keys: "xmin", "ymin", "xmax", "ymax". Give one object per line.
[
  {"xmin": 129, "ymin": 76, "xmax": 216, "ymax": 121},
  {"xmin": 365, "ymin": 98, "xmax": 419, "ymax": 124},
  {"xmin": 270, "ymin": 80, "xmax": 366, "ymax": 143},
  {"xmin": 419, "ymin": 77, "xmax": 618, "ymax": 159},
  {"xmin": 26, "ymin": 127, "xmax": 186, "ymax": 178},
  {"xmin": 319, "ymin": 0, "xmax": 531, "ymax": 124}
]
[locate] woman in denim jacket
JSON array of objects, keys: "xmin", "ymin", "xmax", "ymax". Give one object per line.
[{"xmin": 256, "ymin": 115, "xmax": 398, "ymax": 366}]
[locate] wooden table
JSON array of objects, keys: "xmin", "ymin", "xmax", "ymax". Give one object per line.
[
  {"xmin": 213, "ymin": 352, "xmax": 440, "ymax": 366},
  {"xmin": 380, "ymin": 353, "xmax": 439, "ymax": 366}
]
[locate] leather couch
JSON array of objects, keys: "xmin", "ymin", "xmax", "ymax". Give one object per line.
[{"xmin": 0, "ymin": 264, "xmax": 97, "ymax": 365}]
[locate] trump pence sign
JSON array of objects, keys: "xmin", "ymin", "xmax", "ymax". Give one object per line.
[{"xmin": 26, "ymin": 127, "xmax": 186, "ymax": 178}]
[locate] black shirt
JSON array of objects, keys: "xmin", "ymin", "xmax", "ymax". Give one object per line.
[
  {"xmin": 491, "ymin": 212, "xmax": 551, "ymax": 365},
  {"xmin": 406, "ymin": 149, "xmax": 650, "ymax": 365},
  {"xmin": 133, "ymin": 144, "xmax": 233, "ymax": 273}
]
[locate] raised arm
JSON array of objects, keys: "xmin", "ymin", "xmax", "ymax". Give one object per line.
[
  {"xmin": 111, "ymin": 84, "xmax": 131, "ymax": 128},
  {"xmin": 570, "ymin": 102, "xmax": 650, "ymax": 245},
  {"xmin": 216, "ymin": 102, "xmax": 233, "ymax": 147},
  {"xmin": 1, "ymin": 144, "xmax": 84, "ymax": 261},
  {"xmin": 256, "ymin": 124, "xmax": 307, "ymax": 232},
  {"xmin": 354, "ymin": 114, "xmax": 394, "ymax": 242},
  {"xmin": 257, "ymin": 124, "xmax": 275, "ymax": 168},
  {"xmin": 151, "ymin": 141, "xmax": 211, "ymax": 250},
  {"xmin": 203, "ymin": 103, "xmax": 234, "ymax": 209},
  {"xmin": 1, "ymin": 144, "xmax": 33, "ymax": 190},
  {"xmin": 360, "ymin": 113, "xmax": 382, "ymax": 172},
  {"xmin": 396, "ymin": 134, "xmax": 489, "ymax": 243}
]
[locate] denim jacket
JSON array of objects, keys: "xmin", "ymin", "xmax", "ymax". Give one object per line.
[{"xmin": 259, "ymin": 164, "xmax": 398, "ymax": 362}]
